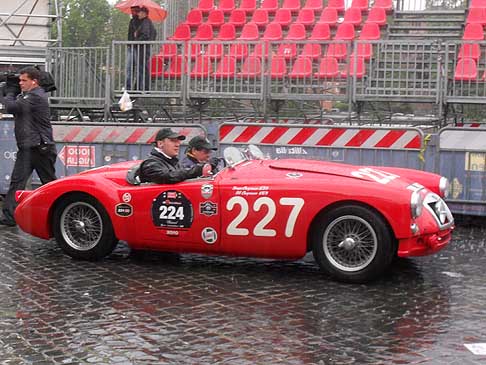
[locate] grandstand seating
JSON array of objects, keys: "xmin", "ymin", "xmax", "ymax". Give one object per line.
[
  {"xmin": 366, "ymin": 7, "xmax": 387, "ymax": 27},
  {"xmin": 220, "ymin": 0, "xmax": 236, "ymax": 13},
  {"xmin": 282, "ymin": 0, "xmax": 301, "ymax": 13},
  {"xmin": 268, "ymin": 56, "xmax": 287, "ymax": 79},
  {"xmin": 458, "ymin": 44, "xmax": 481, "ymax": 61},
  {"xmin": 343, "ymin": 7, "xmax": 362, "ymax": 26},
  {"xmin": 229, "ymin": 9, "xmax": 247, "ymax": 27},
  {"xmin": 286, "ymin": 23, "xmax": 307, "ymax": 40},
  {"xmin": 289, "ymin": 56, "xmax": 313, "ymax": 78},
  {"xmin": 238, "ymin": 0, "xmax": 257, "ymax": 14},
  {"xmin": 185, "ymin": 9, "xmax": 203, "ymax": 28},
  {"xmin": 314, "ymin": 56, "xmax": 340, "ymax": 78},
  {"xmin": 296, "ymin": 9, "xmax": 316, "ymax": 28},
  {"xmin": 262, "ymin": 22, "xmax": 283, "ymax": 40},
  {"xmin": 214, "ymin": 55, "xmax": 237, "ymax": 77},
  {"xmin": 309, "ymin": 22, "xmax": 331, "ymax": 40},
  {"xmin": 194, "ymin": 23, "xmax": 214, "ymax": 40},
  {"xmin": 318, "ymin": 7, "xmax": 338, "ymax": 26},
  {"xmin": 170, "ymin": 24, "xmax": 191, "ymax": 41},
  {"xmin": 326, "ymin": 0, "xmax": 345, "ymax": 13},
  {"xmin": 217, "ymin": 23, "xmax": 237, "ymax": 40},
  {"xmin": 463, "ymin": 23, "xmax": 484, "ymax": 40},
  {"xmin": 197, "ymin": 0, "xmax": 214, "ymax": 14},
  {"xmin": 239, "ymin": 22, "xmax": 260, "ymax": 40},
  {"xmin": 466, "ymin": 8, "xmax": 486, "ymax": 25},
  {"xmin": 470, "ymin": 0, "xmax": 486, "ymax": 8},
  {"xmin": 273, "ymin": 9, "xmax": 293, "ymax": 27},
  {"xmin": 303, "ymin": 0, "xmax": 324, "ymax": 12},
  {"xmin": 252, "ymin": 9, "xmax": 269, "ymax": 27},
  {"xmin": 372, "ymin": 0, "xmax": 393, "ymax": 12},
  {"xmin": 239, "ymin": 56, "xmax": 262, "ymax": 77},
  {"xmin": 261, "ymin": 0, "xmax": 278, "ymax": 13},
  {"xmin": 351, "ymin": 0, "xmax": 369, "ymax": 12},
  {"xmin": 191, "ymin": 55, "xmax": 213, "ymax": 77}
]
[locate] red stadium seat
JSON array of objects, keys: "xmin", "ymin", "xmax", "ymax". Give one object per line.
[
  {"xmin": 289, "ymin": 56, "xmax": 313, "ymax": 78},
  {"xmin": 326, "ymin": 43, "xmax": 348, "ymax": 59},
  {"xmin": 228, "ymin": 9, "xmax": 247, "ymax": 27},
  {"xmin": 355, "ymin": 42, "xmax": 372, "ymax": 59},
  {"xmin": 262, "ymin": 22, "xmax": 283, "ymax": 40},
  {"xmin": 366, "ymin": 7, "xmax": 387, "ymax": 27},
  {"xmin": 158, "ymin": 43, "xmax": 178, "ymax": 59},
  {"xmin": 218, "ymin": 23, "xmax": 236, "ymax": 40},
  {"xmin": 463, "ymin": 23, "xmax": 484, "ymax": 40},
  {"xmin": 186, "ymin": 43, "xmax": 202, "ymax": 59},
  {"xmin": 190, "ymin": 55, "xmax": 213, "ymax": 77},
  {"xmin": 229, "ymin": 43, "xmax": 249, "ymax": 59},
  {"xmin": 207, "ymin": 43, "xmax": 224, "ymax": 59},
  {"xmin": 250, "ymin": 43, "xmax": 271, "ymax": 57},
  {"xmin": 219, "ymin": 0, "xmax": 235, "ymax": 13},
  {"xmin": 252, "ymin": 9, "xmax": 269, "ymax": 27},
  {"xmin": 466, "ymin": 8, "xmax": 486, "ymax": 25},
  {"xmin": 238, "ymin": 56, "xmax": 262, "ymax": 77},
  {"xmin": 282, "ymin": 0, "xmax": 301, "ymax": 13},
  {"xmin": 458, "ymin": 44, "xmax": 481, "ymax": 61},
  {"xmin": 470, "ymin": 0, "xmax": 486, "ymax": 8},
  {"xmin": 268, "ymin": 56, "xmax": 287, "ymax": 79},
  {"xmin": 239, "ymin": 22, "xmax": 260, "ymax": 40},
  {"xmin": 261, "ymin": 0, "xmax": 279, "ymax": 13},
  {"xmin": 300, "ymin": 43, "xmax": 322, "ymax": 59},
  {"xmin": 309, "ymin": 22, "xmax": 331, "ymax": 40},
  {"xmin": 197, "ymin": 0, "xmax": 214, "ymax": 13},
  {"xmin": 171, "ymin": 24, "xmax": 191, "ymax": 41},
  {"xmin": 273, "ymin": 9, "xmax": 293, "ymax": 28},
  {"xmin": 351, "ymin": 0, "xmax": 369, "ymax": 12},
  {"xmin": 454, "ymin": 58, "xmax": 477, "ymax": 81},
  {"xmin": 150, "ymin": 55, "xmax": 164, "ymax": 77},
  {"xmin": 194, "ymin": 23, "xmax": 214, "ymax": 40},
  {"xmin": 327, "ymin": 0, "xmax": 345, "ymax": 13},
  {"xmin": 373, "ymin": 0, "xmax": 393, "ymax": 12},
  {"xmin": 360, "ymin": 22, "xmax": 381, "ymax": 39},
  {"xmin": 314, "ymin": 56, "xmax": 340, "ymax": 78},
  {"xmin": 207, "ymin": 9, "xmax": 225, "ymax": 27},
  {"xmin": 303, "ymin": 0, "xmax": 324, "ymax": 13},
  {"xmin": 185, "ymin": 9, "xmax": 203, "ymax": 28},
  {"xmin": 335, "ymin": 23, "xmax": 355, "ymax": 40},
  {"xmin": 164, "ymin": 55, "xmax": 186, "ymax": 78},
  {"xmin": 341, "ymin": 56, "xmax": 365, "ymax": 78},
  {"xmin": 214, "ymin": 56, "xmax": 237, "ymax": 78},
  {"xmin": 342, "ymin": 7, "xmax": 362, "ymax": 26},
  {"xmin": 278, "ymin": 43, "xmax": 298, "ymax": 59},
  {"xmin": 286, "ymin": 23, "xmax": 307, "ymax": 40},
  {"xmin": 318, "ymin": 7, "xmax": 338, "ymax": 27},
  {"xmin": 239, "ymin": 0, "xmax": 257, "ymax": 14},
  {"xmin": 296, "ymin": 9, "xmax": 316, "ymax": 28}
]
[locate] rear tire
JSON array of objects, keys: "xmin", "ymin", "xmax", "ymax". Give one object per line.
[
  {"xmin": 312, "ymin": 204, "xmax": 396, "ymax": 283},
  {"xmin": 53, "ymin": 193, "xmax": 118, "ymax": 260}
]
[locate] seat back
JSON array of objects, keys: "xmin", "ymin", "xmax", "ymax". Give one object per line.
[
  {"xmin": 319, "ymin": 7, "xmax": 338, "ymax": 26},
  {"xmin": 310, "ymin": 22, "xmax": 331, "ymax": 40},
  {"xmin": 342, "ymin": 7, "xmax": 362, "ymax": 26},
  {"xmin": 239, "ymin": 22, "xmax": 260, "ymax": 40},
  {"xmin": 304, "ymin": 0, "xmax": 324, "ymax": 12},
  {"xmin": 218, "ymin": 23, "xmax": 236, "ymax": 40},
  {"xmin": 359, "ymin": 22, "xmax": 380, "ymax": 40},
  {"xmin": 315, "ymin": 56, "xmax": 339, "ymax": 78},
  {"xmin": 269, "ymin": 56, "xmax": 287, "ymax": 78},
  {"xmin": 207, "ymin": 9, "xmax": 225, "ymax": 27},
  {"xmin": 289, "ymin": 56, "xmax": 313, "ymax": 77},
  {"xmin": 191, "ymin": 55, "xmax": 213, "ymax": 77},
  {"xmin": 229, "ymin": 43, "xmax": 249, "ymax": 59},
  {"xmin": 327, "ymin": 0, "xmax": 345, "ymax": 13},
  {"xmin": 252, "ymin": 9, "xmax": 269, "ymax": 26},
  {"xmin": 219, "ymin": 0, "xmax": 235, "ymax": 13},
  {"xmin": 261, "ymin": 0, "xmax": 279, "ymax": 13},
  {"xmin": 274, "ymin": 9, "xmax": 293, "ymax": 27},
  {"xmin": 194, "ymin": 23, "xmax": 214, "ymax": 40},
  {"xmin": 239, "ymin": 56, "xmax": 262, "ymax": 77},
  {"xmin": 282, "ymin": 0, "xmax": 302, "ymax": 13},
  {"xmin": 463, "ymin": 23, "xmax": 484, "ymax": 40},
  {"xmin": 263, "ymin": 22, "xmax": 283, "ymax": 40},
  {"xmin": 229, "ymin": 9, "xmax": 247, "ymax": 27},
  {"xmin": 454, "ymin": 58, "xmax": 478, "ymax": 80},
  {"xmin": 342, "ymin": 56, "xmax": 365, "ymax": 78},
  {"xmin": 171, "ymin": 24, "xmax": 191, "ymax": 41},
  {"xmin": 186, "ymin": 9, "xmax": 203, "ymax": 27},
  {"xmin": 335, "ymin": 23, "xmax": 355, "ymax": 40},
  {"xmin": 367, "ymin": 7, "xmax": 387, "ymax": 26},
  {"xmin": 286, "ymin": 23, "xmax": 307, "ymax": 40},
  {"xmin": 301, "ymin": 43, "xmax": 322, "ymax": 59},
  {"xmin": 214, "ymin": 56, "xmax": 237, "ymax": 77},
  {"xmin": 197, "ymin": 0, "xmax": 214, "ymax": 13},
  {"xmin": 239, "ymin": 0, "xmax": 257, "ymax": 13},
  {"xmin": 351, "ymin": 0, "xmax": 369, "ymax": 11},
  {"xmin": 458, "ymin": 44, "xmax": 481, "ymax": 61},
  {"xmin": 296, "ymin": 9, "xmax": 316, "ymax": 27}
]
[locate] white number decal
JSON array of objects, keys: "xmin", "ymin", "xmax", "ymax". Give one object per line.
[
  {"xmin": 226, "ymin": 196, "xmax": 304, "ymax": 238},
  {"xmin": 226, "ymin": 196, "xmax": 249, "ymax": 235},
  {"xmin": 159, "ymin": 205, "xmax": 185, "ymax": 220},
  {"xmin": 280, "ymin": 197, "xmax": 305, "ymax": 237},
  {"xmin": 351, "ymin": 167, "xmax": 399, "ymax": 185},
  {"xmin": 253, "ymin": 197, "xmax": 277, "ymax": 237}
]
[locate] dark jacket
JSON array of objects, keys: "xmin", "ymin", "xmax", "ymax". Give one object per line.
[
  {"xmin": 181, "ymin": 154, "xmax": 198, "ymax": 169},
  {"xmin": 135, "ymin": 17, "xmax": 157, "ymax": 41},
  {"xmin": 139, "ymin": 148, "xmax": 203, "ymax": 184},
  {"xmin": 128, "ymin": 16, "xmax": 141, "ymax": 41},
  {"xmin": 0, "ymin": 86, "xmax": 53, "ymax": 149}
]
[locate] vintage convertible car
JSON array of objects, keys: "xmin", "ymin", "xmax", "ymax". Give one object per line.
[{"xmin": 14, "ymin": 146, "xmax": 454, "ymax": 283}]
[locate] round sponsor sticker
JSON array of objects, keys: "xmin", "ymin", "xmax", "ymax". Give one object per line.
[
  {"xmin": 122, "ymin": 192, "xmax": 132, "ymax": 203},
  {"xmin": 201, "ymin": 227, "xmax": 217, "ymax": 245}
]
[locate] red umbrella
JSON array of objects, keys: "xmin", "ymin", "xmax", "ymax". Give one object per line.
[{"xmin": 115, "ymin": 0, "xmax": 167, "ymax": 22}]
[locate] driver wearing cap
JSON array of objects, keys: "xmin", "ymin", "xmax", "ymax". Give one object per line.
[
  {"xmin": 139, "ymin": 128, "xmax": 208, "ymax": 184},
  {"xmin": 181, "ymin": 136, "xmax": 218, "ymax": 169}
]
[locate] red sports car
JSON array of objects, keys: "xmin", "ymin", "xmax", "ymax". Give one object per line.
[{"xmin": 14, "ymin": 146, "xmax": 454, "ymax": 283}]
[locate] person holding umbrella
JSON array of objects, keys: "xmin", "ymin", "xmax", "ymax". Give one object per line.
[
  {"xmin": 126, "ymin": 5, "xmax": 141, "ymax": 90},
  {"xmin": 134, "ymin": 6, "xmax": 157, "ymax": 91}
]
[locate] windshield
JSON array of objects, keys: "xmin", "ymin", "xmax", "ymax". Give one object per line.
[{"xmin": 223, "ymin": 144, "xmax": 266, "ymax": 167}]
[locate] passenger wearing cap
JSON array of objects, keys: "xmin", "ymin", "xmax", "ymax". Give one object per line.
[
  {"xmin": 138, "ymin": 128, "xmax": 211, "ymax": 184},
  {"xmin": 181, "ymin": 136, "xmax": 218, "ymax": 169}
]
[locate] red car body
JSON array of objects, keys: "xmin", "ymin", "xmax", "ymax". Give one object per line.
[{"xmin": 14, "ymin": 156, "xmax": 454, "ymax": 283}]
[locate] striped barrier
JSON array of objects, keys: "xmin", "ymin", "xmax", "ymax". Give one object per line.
[
  {"xmin": 218, "ymin": 123, "xmax": 424, "ymax": 170},
  {"xmin": 438, "ymin": 128, "xmax": 486, "ymax": 216}
]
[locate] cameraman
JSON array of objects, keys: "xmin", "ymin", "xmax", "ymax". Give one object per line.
[{"xmin": 0, "ymin": 66, "xmax": 57, "ymax": 227}]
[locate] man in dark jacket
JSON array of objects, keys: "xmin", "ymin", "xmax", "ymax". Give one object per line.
[
  {"xmin": 0, "ymin": 66, "xmax": 57, "ymax": 227},
  {"xmin": 126, "ymin": 6, "xmax": 141, "ymax": 90},
  {"xmin": 139, "ymin": 128, "xmax": 211, "ymax": 184},
  {"xmin": 181, "ymin": 136, "xmax": 218, "ymax": 169},
  {"xmin": 134, "ymin": 6, "xmax": 157, "ymax": 90}
]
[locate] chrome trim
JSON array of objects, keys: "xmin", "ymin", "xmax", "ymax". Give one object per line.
[{"xmin": 423, "ymin": 193, "xmax": 455, "ymax": 229}]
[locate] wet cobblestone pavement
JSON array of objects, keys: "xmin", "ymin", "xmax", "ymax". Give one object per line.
[{"xmin": 1, "ymin": 218, "xmax": 486, "ymax": 364}]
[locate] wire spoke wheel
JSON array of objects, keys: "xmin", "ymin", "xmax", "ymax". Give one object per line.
[
  {"xmin": 61, "ymin": 202, "xmax": 103, "ymax": 251},
  {"xmin": 323, "ymin": 215, "xmax": 378, "ymax": 272}
]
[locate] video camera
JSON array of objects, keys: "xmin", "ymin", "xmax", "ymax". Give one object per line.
[{"xmin": 0, "ymin": 66, "xmax": 56, "ymax": 96}]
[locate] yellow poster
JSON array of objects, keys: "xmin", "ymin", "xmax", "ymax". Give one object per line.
[{"xmin": 465, "ymin": 152, "xmax": 486, "ymax": 172}]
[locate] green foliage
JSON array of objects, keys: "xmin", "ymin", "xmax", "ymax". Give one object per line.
[{"xmin": 56, "ymin": 0, "xmax": 113, "ymax": 46}]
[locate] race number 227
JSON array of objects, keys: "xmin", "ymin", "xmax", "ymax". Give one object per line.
[{"xmin": 226, "ymin": 196, "xmax": 304, "ymax": 238}]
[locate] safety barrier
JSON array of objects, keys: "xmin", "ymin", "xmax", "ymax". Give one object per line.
[
  {"xmin": 0, "ymin": 120, "xmax": 208, "ymax": 193},
  {"xmin": 218, "ymin": 122, "xmax": 425, "ymax": 170},
  {"xmin": 438, "ymin": 127, "xmax": 486, "ymax": 216}
]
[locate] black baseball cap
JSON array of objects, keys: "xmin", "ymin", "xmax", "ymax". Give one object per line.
[
  {"xmin": 188, "ymin": 136, "xmax": 217, "ymax": 151},
  {"xmin": 155, "ymin": 128, "xmax": 186, "ymax": 141}
]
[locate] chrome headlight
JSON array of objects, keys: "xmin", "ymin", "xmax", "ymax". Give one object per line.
[
  {"xmin": 439, "ymin": 177, "xmax": 450, "ymax": 198},
  {"xmin": 410, "ymin": 190, "xmax": 424, "ymax": 218}
]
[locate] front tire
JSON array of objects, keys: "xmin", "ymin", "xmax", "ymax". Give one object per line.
[
  {"xmin": 53, "ymin": 193, "xmax": 118, "ymax": 260},
  {"xmin": 312, "ymin": 204, "xmax": 396, "ymax": 283}
]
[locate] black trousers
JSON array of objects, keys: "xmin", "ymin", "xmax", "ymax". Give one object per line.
[{"xmin": 2, "ymin": 145, "xmax": 57, "ymax": 223}]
